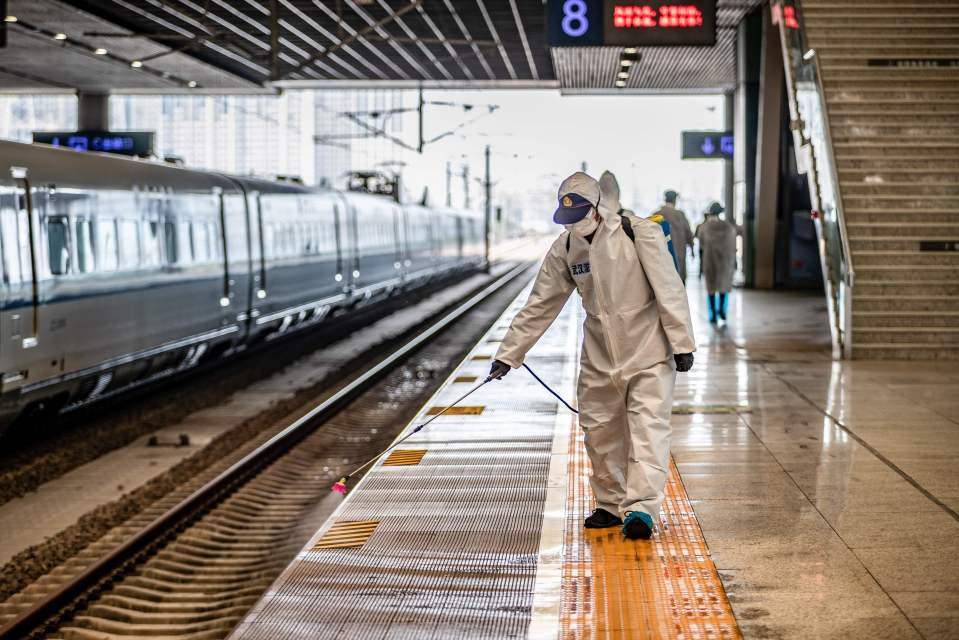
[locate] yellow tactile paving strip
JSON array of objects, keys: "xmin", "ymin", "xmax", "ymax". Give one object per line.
[
  {"xmin": 310, "ymin": 520, "xmax": 379, "ymax": 550},
  {"xmin": 560, "ymin": 428, "xmax": 741, "ymax": 639},
  {"xmin": 381, "ymin": 449, "xmax": 427, "ymax": 466},
  {"xmin": 425, "ymin": 405, "xmax": 485, "ymax": 415}
]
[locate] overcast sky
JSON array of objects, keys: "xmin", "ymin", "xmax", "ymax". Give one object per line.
[{"xmin": 394, "ymin": 90, "xmax": 727, "ymax": 229}]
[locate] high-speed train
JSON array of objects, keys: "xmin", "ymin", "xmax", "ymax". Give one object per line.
[{"xmin": 0, "ymin": 140, "xmax": 485, "ymax": 432}]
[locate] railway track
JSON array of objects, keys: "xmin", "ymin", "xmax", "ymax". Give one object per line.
[{"xmin": 0, "ymin": 262, "xmax": 533, "ymax": 640}]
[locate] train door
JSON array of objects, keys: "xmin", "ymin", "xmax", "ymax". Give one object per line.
[
  {"xmin": 332, "ymin": 195, "xmax": 347, "ymax": 293},
  {"xmin": 393, "ymin": 204, "xmax": 407, "ymax": 283},
  {"xmin": 214, "ymin": 187, "xmax": 234, "ymax": 325},
  {"xmin": 221, "ymin": 188, "xmax": 251, "ymax": 337}
]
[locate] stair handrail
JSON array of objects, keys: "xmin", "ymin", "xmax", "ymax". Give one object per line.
[{"xmin": 773, "ymin": 0, "xmax": 855, "ymax": 358}]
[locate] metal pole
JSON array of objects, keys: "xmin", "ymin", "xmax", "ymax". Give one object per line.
[
  {"xmin": 417, "ymin": 85, "xmax": 424, "ymax": 153},
  {"xmin": 462, "ymin": 164, "xmax": 470, "ymax": 209},
  {"xmin": 484, "ymin": 145, "xmax": 491, "ymax": 273},
  {"xmin": 445, "ymin": 161, "xmax": 452, "ymax": 207},
  {"xmin": 269, "ymin": 0, "xmax": 280, "ymax": 80}
]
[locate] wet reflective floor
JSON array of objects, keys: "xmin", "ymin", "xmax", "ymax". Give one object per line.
[
  {"xmin": 231, "ymin": 278, "xmax": 959, "ymax": 639},
  {"xmin": 679, "ymin": 279, "xmax": 959, "ymax": 639}
]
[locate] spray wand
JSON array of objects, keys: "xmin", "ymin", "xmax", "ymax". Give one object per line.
[{"xmin": 332, "ymin": 364, "xmax": 576, "ymax": 495}]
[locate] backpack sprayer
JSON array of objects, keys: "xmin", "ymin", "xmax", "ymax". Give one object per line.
[{"xmin": 331, "ymin": 363, "xmax": 576, "ymax": 495}]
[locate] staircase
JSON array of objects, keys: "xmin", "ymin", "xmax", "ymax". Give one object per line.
[{"xmin": 800, "ymin": 0, "xmax": 959, "ymax": 359}]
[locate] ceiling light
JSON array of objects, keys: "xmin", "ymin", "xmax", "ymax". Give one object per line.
[
  {"xmin": 615, "ymin": 80, "xmax": 626, "ymax": 88},
  {"xmin": 4, "ymin": 16, "xmax": 17, "ymax": 23},
  {"xmin": 94, "ymin": 48, "xmax": 107, "ymax": 55},
  {"xmin": 130, "ymin": 60, "xmax": 142, "ymax": 68},
  {"xmin": 623, "ymin": 47, "xmax": 637, "ymax": 54},
  {"xmin": 618, "ymin": 70, "xmax": 629, "ymax": 79},
  {"xmin": 53, "ymin": 33, "xmax": 67, "ymax": 40},
  {"xmin": 187, "ymin": 80, "xmax": 197, "ymax": 88},
  {"xmin": 620, "ymin": 59, "xmax": 633, "ymax": 67}
]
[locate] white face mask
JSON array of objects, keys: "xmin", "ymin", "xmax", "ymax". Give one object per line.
[{"xmin": 565, "ymin": 214, "xmax": 599, "ymax": 236}]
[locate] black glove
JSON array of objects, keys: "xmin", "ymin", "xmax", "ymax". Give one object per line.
[
  {"xmin": 488, "ymin": 360, "xmax": 511, "ymax": 381},
  {"xmin": 674, "ymin": 353, "xmax": 694, "ymax": 373}
]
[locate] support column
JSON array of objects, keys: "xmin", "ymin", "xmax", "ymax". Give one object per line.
[
  {"xmin": 753, "ymin": 3, "xmax": 785, "ymax": 289},
  {"xmin": 734, "ymin": 7, "xmax": 762, "ymax": 288},
  {"xmin": 723, "ymin": 91, "xmax": 734, "ymax": 215},
  {"xmin": 77, "ymin": 91, "xmax": 109, "ymax": 130}
]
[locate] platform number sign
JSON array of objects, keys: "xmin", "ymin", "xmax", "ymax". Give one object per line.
[
  {"xmin": 548, "ymin": 0, "xmax": 603, "ymax": 46},
  {"xmin": 547, "ymin": 0, "xmax": 717, "ymax": 47}
]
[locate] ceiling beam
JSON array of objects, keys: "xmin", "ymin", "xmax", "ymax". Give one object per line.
[{"xmin": 278, "ymin": 0, "xmax": 422, "ymax": 81}]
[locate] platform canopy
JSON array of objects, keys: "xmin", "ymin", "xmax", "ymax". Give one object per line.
[{"xmin": 1, "ymin": 0, "xmax": 762, "ymax": 94}]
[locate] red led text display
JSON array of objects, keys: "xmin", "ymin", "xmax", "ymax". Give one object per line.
[
  {"xmin": 612, "ymin": 5, "xmax": 704, "ymax": 29},
  {"xmin": 604, "ymin": 0, "xmax": 716, "ymax": 46}
]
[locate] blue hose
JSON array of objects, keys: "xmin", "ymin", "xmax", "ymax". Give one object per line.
[{"xmin": 522, "ymin": 363, "xmax": 579, "ymax": 414}]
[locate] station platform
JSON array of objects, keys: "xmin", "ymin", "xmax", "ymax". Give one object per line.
[{"xmin": 229, "ymin": 279, "xmax": 959, "ymax": 640}]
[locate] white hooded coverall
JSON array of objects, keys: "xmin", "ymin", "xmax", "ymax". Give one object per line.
[
  {"xmin": 698, "ymin": 216, "xmax": 737, "ymax": 294},
  {"xmin": 495, "ymin": 173, "xmax": 696, "ymax": 520}
]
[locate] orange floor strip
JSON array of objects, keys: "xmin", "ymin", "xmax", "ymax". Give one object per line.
[
  {"xmin": 560, "ymin": 428, "xmax": 741, "ymax": 639},
  {"xmin": 382, "ymin": 449, "xmax": 427, "ymax": 466}
]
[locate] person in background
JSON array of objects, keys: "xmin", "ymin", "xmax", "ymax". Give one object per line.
[
  {"xmin": 696, "ymin": 201, "xmax": 737, "ymax": 323},
  {"xmin": 488, "ymin": 171, "xmax": 696, "ymax": 541},
  {"xmin": 650, "ymin": 190, "xmax": 694, "ymax": 283}
]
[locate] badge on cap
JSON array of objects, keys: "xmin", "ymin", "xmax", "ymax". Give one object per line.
[{"xmin": 562, "ymin": 195, "xmax": 572, "ymax": 207}]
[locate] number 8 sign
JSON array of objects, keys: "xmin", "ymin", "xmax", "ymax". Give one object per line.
[{"xmin": 547, "ymin": 0, "xmax": 602, "ymax": 45}]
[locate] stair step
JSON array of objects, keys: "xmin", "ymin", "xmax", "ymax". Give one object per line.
[
  {"xmin": 854, "ymin": 328, "xmax": 959, "ymax": 344},
  {"xmin": 849, "ymin": 237, "xmax": 959, "ymax": 251},
  {"xmin": 839, "ymin": 170, "xmax": 959, "ymax": 184},
  {"xmin": 847, "ymin": 223, "xmax": 959, "ymax": 237},
  {"xmin": 835, "ymin": 145, "xmax": 959, "ymax": 159},
  {"xmin": 842, "ymin": 181, "xmax": 959, "ymax": 196},
  {"xmin": 831, "ymin": 115, "xmax": 959, "ymax": 127},
  {"xmin": 843, "ymin": 195, "xmax": 959, "ymax": 209},
  {"xmin": 854, "ymin": 264, "xmax": 959, "ymax": 281},
  {"xmin": 829, "ymin": 102, "xmax": 959, "ymax": 114},
  {"xmin": 806, "ymin": 18, "xmax": 959, "ymax": 27},
  {"xmin": 851, "ymin": 344, "xmax": 959, "ymax": 360},
  {"xmin": 854, "ymin": 294, "xmax": 959, "ymax": 311},
  {"xmin": 837, "ymin": 158, "xmax": 959, "ymax": 172},
  {"xmin": 853, "ymin": 311, "xmax": 959, "ymax": 327},
  {"xmin": 855, "ymin": 281, "xmax": 959, "ymax": 297},
  {"xmin": 854, "ymin": 251, "xmax": 959, "ymax": 266},
  {"xmin": 811, "ymin": 34, "xmax": 959, "ymax": 46},
  {"xmin": 845, "ymin": 211, "xmax": 959, "ymax": 225}
]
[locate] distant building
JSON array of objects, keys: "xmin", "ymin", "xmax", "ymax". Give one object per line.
[{"xmin": 0, "ymin": 90, "xmax": 409, "ymax": 189}]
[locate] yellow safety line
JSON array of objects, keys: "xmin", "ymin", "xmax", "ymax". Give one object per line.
[
  {"xmin": 383, "ymin": 449, "xmax": 427, "ymax": 466},
  {"xmin": 312, "ymin": 520, "xmax": 380, "ymax": 550},
  {"xmin": 559, "ymin": 429, "xmax": 741, "ymax": 639},
  {"xmin": 425, "ymin": 405, "xmax": 485, "ymax": 416}
]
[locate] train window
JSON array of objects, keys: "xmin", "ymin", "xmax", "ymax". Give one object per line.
[
  {"xmin": 95, "ymin": 219, "xmax": 119, "ymax": 272},
  {"xmin": 75, "ymin": 219, "xmax": 94, "ymax": 273},
  {"xmin": 46, "ymin": 217, "xmax": 71, "ymax": 276},
  {"xmin": 192, "ymin": 221, "xmax": 211, "ymax": 263},
  {"xmin": 0, "ymin": 199, "xmax": 22, "ymax": 285},
  {"xmin": 142, "ymin": 220, "xmax": 161, "ymax": 267},
  {"xmin": 118, "ymin": 219, "xmax": 140, "ymax": 270},
  {"xmin": 163, "ymin": 220, "xmax": 178, "ymax": 264}
]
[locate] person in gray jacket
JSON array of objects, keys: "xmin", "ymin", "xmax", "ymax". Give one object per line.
[
  {"xmin": 487, "ymin": 171, "xmax": 696, "ymax": 540},
  {"xmin": 650, "ymin": 190, "xmax": 694, "ymax": 283},
  {"xmin": 696, "ymin": 202, "xmax": 737, "ymax": 323}
]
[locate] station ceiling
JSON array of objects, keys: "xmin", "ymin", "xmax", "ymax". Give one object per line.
[{"xmin": 1, "ymin": 0, "xmax": 762, "ymax": 94}]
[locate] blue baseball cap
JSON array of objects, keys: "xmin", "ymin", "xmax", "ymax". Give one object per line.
[{"xmin": 553, "ymin": 172, "xmax": 600, "ymax": 224}]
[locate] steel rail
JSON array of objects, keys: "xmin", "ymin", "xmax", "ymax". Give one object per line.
[{"xmin": 0, "ymin": 260, "xmax": 533, "ymax": 640}]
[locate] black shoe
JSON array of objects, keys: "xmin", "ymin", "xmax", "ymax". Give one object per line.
[
  {"xmin": 622, "ymin": 512, "xmax": 654, "ymax": 539},
  {"xmin": 584, "ymin": 508, "xmax": 622, "ymax": 528}
]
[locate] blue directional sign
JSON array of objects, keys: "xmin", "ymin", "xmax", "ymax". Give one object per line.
[
  {"xmin": 33, "ymin": 130, "xmax": 155, "ymax": 157},
  {"xmin": 681, "ymin": 130, "xmax": 733, "ymax": 160}
]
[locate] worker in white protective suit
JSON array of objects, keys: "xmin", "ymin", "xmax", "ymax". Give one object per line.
[
  {"xmin": 650, "ymin": 190, "xmax": 694, "ymax": 283},
  {"xmin": 697, "ymin": 202, "xmax": 737, "ymax": 323},
  {"xmin": 488, "ymin": 171, "xmax": 696, "ymax": 540}
]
